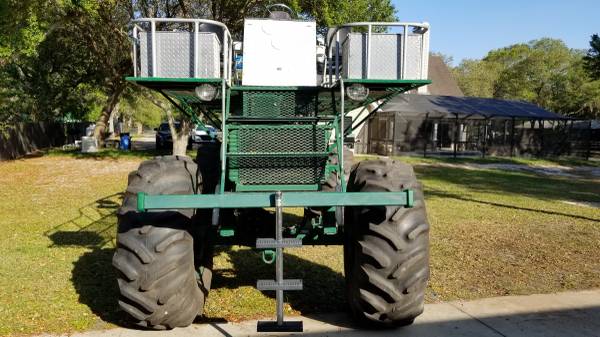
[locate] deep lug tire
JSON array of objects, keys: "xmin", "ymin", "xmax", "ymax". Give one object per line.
[
  {"xmin": 323, "ymin": 146, "xmax": 354, "ymax": 192},
  {"xmin": 344, "ymin": 159, "xmax": 430, "ymax": 327},
  {"xmin": 306, "ymin": 146, "xmax": 354, "ymax": 220},
  {"xmin": 195, "ymin": 142, "xmax": 221, "ymax": 194},
  {"xmin": 113, "ymin": 156, "xmax": 211, "ymax": 329}
]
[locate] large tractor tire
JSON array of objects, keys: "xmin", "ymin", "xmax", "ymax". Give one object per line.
[
  {"xmin": 306, "ymin": 147, "xmax": 354, "ymax": 221},
  {"xmin": 323, "ymin": 146, "xmax": 354, "ymax": 192},
  {"xmin": 195, "ymin": 142, "xmax": 221, "ymax": 194},
  {"xmin": 344, "ymin": 158, "xmax": 429, "ymax": 327},
  {"xmin": 112, "ymin": 156, "xmax": 212, "ymax": 330}
]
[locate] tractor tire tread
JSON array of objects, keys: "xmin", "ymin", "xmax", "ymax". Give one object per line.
[{"xmin": 345, "ymin": 158, "xmax": 430, "ymax": 327}]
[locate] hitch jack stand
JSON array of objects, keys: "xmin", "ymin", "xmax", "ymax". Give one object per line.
[{"xmin": 256, "ymin": 191, "xmax": 303, "ymax": 332}]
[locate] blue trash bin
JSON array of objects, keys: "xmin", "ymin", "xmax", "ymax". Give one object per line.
[{"xmin": 119, "ymin": 133, "xmax": 131, "ymax": 150}]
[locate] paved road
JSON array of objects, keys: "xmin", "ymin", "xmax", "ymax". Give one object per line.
[{"xmin": 37, "ymin": 290, "xmax": 600, "ymax": 337}]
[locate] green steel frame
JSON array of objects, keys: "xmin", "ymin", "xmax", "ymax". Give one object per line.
[
  {"xmin": 137, "ymin": 190, "xmax": 414, "ymax": 211},
  {"xmin": 126, "ymin": 76, "xmax": 431, "ymax": 241}
]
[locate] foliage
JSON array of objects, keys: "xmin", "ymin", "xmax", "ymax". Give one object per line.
[
  {"xmin": 584, "ymin": 34, "xmax": 600, "ymax": 80},
  {"xmin": 453, "ymin": 58, "xmax": 501, "ymax": 98},
  {"xmin": 141, "ymin": 0, "xmax": 396, "ymax": 36},
  {"xmin": 453, "ymin": 38, "xmax": 600, "ymax": 119},
  {"xmin": 0, "ymin": 1, "xmax": 62, "ymax": 129},
  {"xmin": 0, "ymin": 0, "xmax": 396, "ymax": 141},
  {"xmin": 0, "ymin": 1, "xmax": 127, "ymax": 129},
  {"xmin": 119, "ymin": 88, "xmax": 163, "ymax": 128}
]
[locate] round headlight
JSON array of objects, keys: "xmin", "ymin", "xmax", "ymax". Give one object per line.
[
  {"xmin": 195, "ymin": 84, "xmax": 218, "ymax": 101},
  {"xmin": 346, "ymin": 84, "xmax": 369, "ymax": 101}
]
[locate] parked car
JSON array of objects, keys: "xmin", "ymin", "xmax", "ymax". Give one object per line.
[
  {"xmin": 154, "ymin": 122, "xmax": 179, "ymax": 150},
  {"xmin": 156, "ymin": 122, "xmax": 217, "ymax": 150},
  {"xmin": 190, "ymin": 124, "xmax": 217, "ymax": 144}
]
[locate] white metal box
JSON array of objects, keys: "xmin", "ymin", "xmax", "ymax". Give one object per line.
[
  {"xmin": 81, "ymin": 136, "xmax": 98, "ymax": 153},
  {"xmin": 139, "ymin": 31, "xmax": 220, "ymax": 78},
  {"xmin": 342, "ymin": 33, "xmax": 429, "ymax": 80},
  {"xmin": 242, "ymin": 19, "xmax": 317, "ymax": 86}
]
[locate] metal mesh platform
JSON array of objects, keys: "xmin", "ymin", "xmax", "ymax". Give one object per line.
[
  {"xmin": 228, "ymin": 125, "xmax": 330, "ymax": 185},
  {"xmin": 242, "ymin": 91, "xmax": 319, "ymax": 117}
]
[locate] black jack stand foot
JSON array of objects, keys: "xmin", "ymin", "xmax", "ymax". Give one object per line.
[{"xmin": 257, "ymin": 320, "xmax": 303, "ymax": 332}]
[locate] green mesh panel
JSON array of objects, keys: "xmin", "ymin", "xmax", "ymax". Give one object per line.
[
  {"xmin": 228, "ymin": 125, "xmax": 329, "ymax": 185},
  {"xmin": 232, "ymin": 157, "xmax": 327, "ymax": 185},
  {"xmin": 242, "ymin": 91, "xmax": 318, "ymax": 117}
]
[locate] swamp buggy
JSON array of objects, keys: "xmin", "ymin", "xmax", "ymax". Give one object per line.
[{"xmin": 115, "ymin": 4, "xmax": 431, "ymax": 332}]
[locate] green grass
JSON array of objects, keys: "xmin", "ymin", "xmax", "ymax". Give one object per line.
[
  {"xmin": 46, "ymin": 148, "xmax": 197, "ymax": 160},
  {"xmin": 0, "ymin": 154, "xmax": 599, "ymax": 335},
  {"xmin": 356, "ymin": 153, "xmax": 600, "ymax": 168}
]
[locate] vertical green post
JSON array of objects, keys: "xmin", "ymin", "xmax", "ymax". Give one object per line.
[
  {"xmin": 405, "ymin": 189, "xmax": 414, "ymax": 208},
  {"xmin": 220, "ymin": 79, "xmax": 230, "ymax": 194},
  {"xmin": 137, "ymin": 192, "xmax": 146, "ymax": 212},
  {"xmin": 338, "ymin": 81, "xmax": 346, "ymax": 192}
]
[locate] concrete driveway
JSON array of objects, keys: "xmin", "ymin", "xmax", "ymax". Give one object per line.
[{"xmin": 36, "ymin": 289, "xmax": 600, "ymax": 337}]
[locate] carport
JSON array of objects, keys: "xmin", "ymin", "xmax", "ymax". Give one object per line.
[{"xmin": 363, "ymin": 94, "xmax": 594, "ymax": 159}]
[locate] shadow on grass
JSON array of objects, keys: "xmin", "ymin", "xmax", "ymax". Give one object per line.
[
  {"xmin": 416, "ymin": 165, "xmax": 600, "ymax": 207},
  {"xmin": 44, "ymin": 193, "xmax": 122, "ymax": 248},
  {"xmin": 427, "ymin": 187, "xmax": 600, "ymax": 223},
  {"xmin": 45, "ymin": 193, "xmax": 349, "ymax": 328},
  {"xmin": 211, "ymin": 247, "xmax": 348, "ymax": 316},
  {"xmin": 44, "ymin": 193, "xmax": 132, "ymax": 327}
]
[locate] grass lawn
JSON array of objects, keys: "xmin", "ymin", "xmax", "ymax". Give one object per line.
[{"xmin": 0, "ymin": 152, "xmax": 598, "ymax": 335}]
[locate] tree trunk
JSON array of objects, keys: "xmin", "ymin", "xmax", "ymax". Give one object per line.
[
  {"xmin": 142, "ymin": 90, "xmax": 192, "ymax": 156},
  {"xmin": 107, "ymin": 103, "xmax": 121, "ymax": 137},
  {"xmin": 94, "ymin": 87, "xmax": 123, "ymax": 145},
  {"xmin": 166, "ymin": 109, "xmax": 191, "ymax": 156}
]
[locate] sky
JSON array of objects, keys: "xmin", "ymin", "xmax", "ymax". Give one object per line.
[{"xmin": 392, "ymin": 0, "xmax": 599, "ymax": 65}]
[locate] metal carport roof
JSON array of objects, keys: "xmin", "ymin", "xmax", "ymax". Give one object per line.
[{"xmin": 382, "ymin": 94, "xmax": 567, "ymax": 120}]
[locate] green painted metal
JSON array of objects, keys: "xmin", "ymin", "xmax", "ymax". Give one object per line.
[
  {"xmin": 241, "ymin": 90, "xmax": 319, "ymax": 118},
  {"xmin": 170, "ymin": 94, "xmax": 203, "ymax": 129},
  {"xmin": 406, "ymin": 189, "xmax": 414, "ymax": 208},
  {"xmin": 227, "ymin": 124, "xmax": 330, "ymax": 186},
  {"xmin": 261, "ymin": 250, "xmax": 276, "ymax": 264},
  {"xmin": 323, "ymin": 226, "xmax": 338, "ymax": 235},
  {"xmin": 137, "ymin": 190, "xmax": 413, "ymax": 210},
  {"xmin": 235, "ymin": 184, "xmax": 319, "ymax": 192},
  {"xmin": 334, "ymin": 94, "xmax": 345, "ymax": 192},
  {"xmin": 137, "ymin": 192, "xmax": 145, "ymax": 213},
  {"xmin": 227, "ymin": 152, "xmax": 329, "ymax": 157},
  {"xmin": 127, "ymin": 74, "xmax": 426, "ymax": 216},
  {"xmin": 219, "ymin": 229, "xmax": 235, "ymax": 237},
  {"xmin": 219, "ymin": 85, "xmax": 231, "ymax": 194}
]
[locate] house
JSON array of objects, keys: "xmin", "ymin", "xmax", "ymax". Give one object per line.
[{"xmin": 352, "ymin": 55, "xmax": 580, "ymax": 158}]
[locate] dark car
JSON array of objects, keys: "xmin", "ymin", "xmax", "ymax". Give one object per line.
[{"xmin": 155, "ymin": 122, "xmax": 180, "ymax": 150}]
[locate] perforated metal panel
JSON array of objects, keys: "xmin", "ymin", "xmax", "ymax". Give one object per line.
[
  {"xmin": 139, "ymin": 31, "xmax": 220, "ymax": 78},
  {"xmin": 342, "ymin": 33, "xmax": 426, "ymax": 80},
  {"xmin": 232, "ymin": 157, "xmax": 328, "ymax": 185},
  {"xmin": 228, "ymin": 125, "xmax": 330, "ymax": 185},
  {"xmin": 242, "ymin": 91, "xmax": 318, "ymax": 117}
]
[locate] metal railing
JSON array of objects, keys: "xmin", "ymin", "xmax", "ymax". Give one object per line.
[
  {"xmin": 323, "ymin": 22, "xmax": 430, "ymax": 86},
  {"xmin": 131, "ymin": 18, "xmax": 233, "ymax": 84}
]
